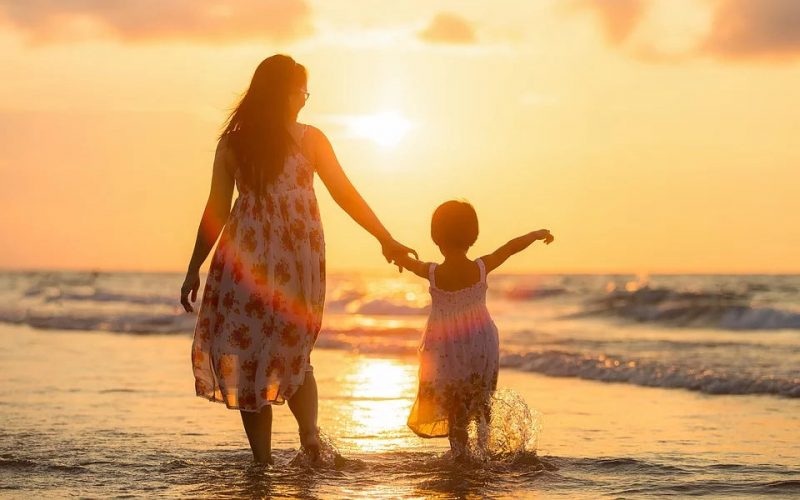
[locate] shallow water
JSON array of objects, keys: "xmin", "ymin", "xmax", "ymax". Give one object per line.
[
  {"xmin": 2, "ymin": 271, "xmax": 799, "ymax": 398},
  {"xmin": 2, "ymin": 325, "xmax": 798, "ymax": 498}
]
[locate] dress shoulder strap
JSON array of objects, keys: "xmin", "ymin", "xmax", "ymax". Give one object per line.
[
  {"xmin": 290, "ymin": 123, "xmax": 308, "ymax": 152},
  {"xmin": 476, "ymin": 258, "xmax": 486, "ymax": 283},
  {"xmin": 427, "ymin": 263, "xmax": 437, "ymax": 288}
]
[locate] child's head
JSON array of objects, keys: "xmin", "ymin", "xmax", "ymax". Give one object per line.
[{"xmin": 431, "ymin": 200, "xmax": 479, "ymax": 253}]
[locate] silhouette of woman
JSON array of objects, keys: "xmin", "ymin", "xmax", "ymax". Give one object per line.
[{"xmin": 180, "ymin": 54, "xmax": 415, "ymax": 464}]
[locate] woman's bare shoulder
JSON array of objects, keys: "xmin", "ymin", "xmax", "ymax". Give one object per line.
[
  {"xmin": 215, "ymin": 134, "xmax": 237, "ymax": 175},
  {"xmin": 216, "ymin": 133, "xmax": 233, "ymax": 152},
  {"xmin": 302, "ymin": 124, "xmax": 330, "ymax": 146}
]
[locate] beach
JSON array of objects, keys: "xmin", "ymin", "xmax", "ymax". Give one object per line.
[
  {"xmin": 1, "ymin": 328, "xmax": 798, "ymax": 498},
  {"xmin": 1, "ymin": 270, "xmax": 799, "ymax": 498}
]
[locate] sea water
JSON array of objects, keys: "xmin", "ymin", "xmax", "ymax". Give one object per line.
[{"xmin": 0, "ymin": 270, "xmax": 798, "ymax": 498}]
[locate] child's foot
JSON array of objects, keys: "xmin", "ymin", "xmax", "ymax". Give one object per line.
[
  {"xmin": 299, "ymin": 427, "xmax": 321, "ymax": 464},
  {"xmin": 448, "ymin": 439, "xmax": 470, "ymax": 464},
  {"xmin": 446, "ymin": 446, "xmax": 470, "ymax": 464}
]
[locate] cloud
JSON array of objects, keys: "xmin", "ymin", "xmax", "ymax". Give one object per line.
[
  {"xmin": 573, "ymin": 0, "xmax": 800, "ymax": 61},
  {"xmin": 418, "ymin": 12, "xmax": 477, "ymax": 44},
  {"xmin": 703, "ymin": 0, "xmax": 800, "ymax": 59},
  {"xmin": 571, "ymin": 0, "xmax": 646, "ymax": 44},
  {"xmin": 0, "ymin": 0, "xmax": 313, "ymax": 44}
]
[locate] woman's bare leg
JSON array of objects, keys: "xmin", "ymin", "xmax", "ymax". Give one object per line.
[
  {"xmin": 240, "ymin": 405, "xmax": 273, "ymax": 464},
  {"xmin": 288, "ymin": 370, "xmax": 320, "ymax": 461}
]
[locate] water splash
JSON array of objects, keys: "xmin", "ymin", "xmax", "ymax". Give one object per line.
[
  {"xmin": 288, "ymin": 428, "xmax": 347, "ymax": 468},
  {"xmin": 466, "ymin": 388, "xmax": 542, "ymax": 463}
]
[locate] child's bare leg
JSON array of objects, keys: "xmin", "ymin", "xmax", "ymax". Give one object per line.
[
  {"xmin": 476, "ymin": 399, "xmax": 492, "ymax": 452},
  {"xmin": 240, "ymin": 405, "xmax": 273, "ymax": 464},
  {"xmin": 448, "ymin": 406, "xmax": 469, "ymax": 459}
]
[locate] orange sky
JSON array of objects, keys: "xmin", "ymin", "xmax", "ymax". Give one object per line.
[{"xmin": 1, "ymin": 0, "xmax": 799, "ymax": 274}]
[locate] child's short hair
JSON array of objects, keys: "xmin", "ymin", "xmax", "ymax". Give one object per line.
[{"xmin": 431, "ymin": 200, "xmax": 479, "ymax": 250}]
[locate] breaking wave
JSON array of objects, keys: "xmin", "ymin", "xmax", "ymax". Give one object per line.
[
  {"xmin": 569, "ymin": 286, "xmax": 800, "ymax": 330},
  {"xmin": 500, "ymin": 350, "xmax": 800, "ymax": 398}
]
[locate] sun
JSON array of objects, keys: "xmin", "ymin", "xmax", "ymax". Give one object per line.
[{"xmin": 345, "ymin": 111, "xmax": 413, "ymax": 147}]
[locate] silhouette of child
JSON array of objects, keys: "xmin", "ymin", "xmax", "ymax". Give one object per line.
[{"xmin": 393, "ymin": 200, "xmax": 554, "ymax": 459}]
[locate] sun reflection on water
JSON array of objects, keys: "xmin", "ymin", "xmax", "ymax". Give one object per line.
[{"xmin": 334, "ymin": 357, "xmax": 419, "ymax": 453}]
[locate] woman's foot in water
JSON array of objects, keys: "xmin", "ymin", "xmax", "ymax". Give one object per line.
[
  {"xmin": 299, "ymin": 426, "xmax": 321, "ymax": 463},
  {"xmin": 253, "ymin": 451, "xmax": 274, "ymax": 466}
]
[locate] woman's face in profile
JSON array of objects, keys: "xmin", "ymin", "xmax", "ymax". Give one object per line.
[{"xmin": 288, "ymin": 84, "xmax": 308, "ymax": 118}]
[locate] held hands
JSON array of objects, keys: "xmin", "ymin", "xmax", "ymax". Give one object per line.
[
  {"xmin": 381, "ymin": 238, "xmax": 419, "ymax": 273},
  {"xmin": 180, "ymin": 269, "xmax": 201, "ymax": 313},
  {"xmin": 533, "ymin": 229, "xmax": 555, "ymax": 245}
]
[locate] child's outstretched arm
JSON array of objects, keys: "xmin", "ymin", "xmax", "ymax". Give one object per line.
[
  {"xmin": 392, "ymin": 252, "xmax": 430, "ymax": 279},
  {"xmin": 481, "ymin": 229, "xmax": 554, "ymax": 273}
]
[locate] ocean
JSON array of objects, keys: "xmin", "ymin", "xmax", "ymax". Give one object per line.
[{"xmin": 1, "ymin": 270, "xmax": 798, "ymax": 498}]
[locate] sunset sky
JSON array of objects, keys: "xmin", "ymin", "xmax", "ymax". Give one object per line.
[{"xmin": 1, "ymin": 0, "xmax": 799, "ymax": 274}]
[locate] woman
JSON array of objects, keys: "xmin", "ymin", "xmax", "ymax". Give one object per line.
[{"xmin": 180, "ymin": 54, "xmax": 415, "ymax": 464}]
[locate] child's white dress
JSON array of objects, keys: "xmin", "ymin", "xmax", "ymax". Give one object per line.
[{"xmin": 407, "ymin": 258, "xmax": 500, "ymax": 438}]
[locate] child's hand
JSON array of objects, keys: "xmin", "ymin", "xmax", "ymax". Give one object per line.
[
  {"xmin": 534, "ymin": 229, "xmax": 555, "ymax": 244},
  {"xmin": 381, "ymin": 238, "xmax": 419, "ymax": 273}
]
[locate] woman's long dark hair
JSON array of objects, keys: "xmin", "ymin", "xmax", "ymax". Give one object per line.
[{"xmin": 219, "ymin": 54, "xmax": 307, "ymax": 195}]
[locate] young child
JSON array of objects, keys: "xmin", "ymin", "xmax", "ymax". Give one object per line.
[{"xmin": 393, "ymin": 200, "xmax": 554, "ymax": 459}]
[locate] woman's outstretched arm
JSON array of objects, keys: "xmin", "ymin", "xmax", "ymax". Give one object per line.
[
  {"xmin": 181, "ymin": 138, "xmax": 235, "ymax": 312},
  {"xmin": 308, "ymin": 125, "xmax": 417, "ymax": 268}
]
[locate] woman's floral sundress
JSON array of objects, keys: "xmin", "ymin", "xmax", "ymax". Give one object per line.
[
  {"xmin": 191, "ymin": 124, "xmax": 325, "ymax": 412},
  {"xmin": 407, "ymin": 258, "xmax": 500, "ymax": 438}
]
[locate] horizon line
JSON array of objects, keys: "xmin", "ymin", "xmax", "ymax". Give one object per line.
[{"xmin": 1, "ymin": 265, "xmax": 798, "ymax": 276}]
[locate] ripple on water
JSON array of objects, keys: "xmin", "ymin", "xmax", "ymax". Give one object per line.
[{"xmin": 2, "ymin": 446, "xmax": 799, "ymax": 499}]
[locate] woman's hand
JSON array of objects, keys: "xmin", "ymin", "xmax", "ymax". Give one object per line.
[
  {"xmin": 533, "ymin": 229, "xmax": 555, "ymax": 245},
  {"xmin": 381, "ymin": 238, "xmax": 419, "ymax": 273},
  {"xmin": 180, "ymin": 269, "xmax": 201, "ymax": 313}
]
